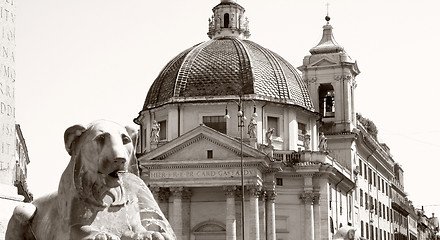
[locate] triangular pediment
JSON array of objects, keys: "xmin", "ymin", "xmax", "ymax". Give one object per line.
[
  {"xmin": 139, "ymin": 125, "xmax": 267, "ymax": 162},
  {"xmin": 310, "ymin": 57, "xmax": 338, "ymax": 67}
]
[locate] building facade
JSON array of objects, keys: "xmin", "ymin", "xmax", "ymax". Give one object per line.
[{"xmin": 134, "ymin": 1, "xmax": 418, "ymax": 239}]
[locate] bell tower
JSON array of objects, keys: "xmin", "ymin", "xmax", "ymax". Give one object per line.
[
  {"xmin": 207, "ymin": 0, "xmax": 251, "ymax": 39},
  {"xmin": 299, "ymin": 16, "xmax": 360, "ymax": 134}
]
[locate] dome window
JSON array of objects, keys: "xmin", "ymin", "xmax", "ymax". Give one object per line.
[
  {"xmin": 267, "ymin": 116, "xmax": 279, "ymax": 137},
  {"xmin": 203, "ymin": 116, "xmax": 226, "ymax": 134},
  {"xmin": 319, "ymin": 84, "xmax": 335, "ymax": 117},
  {"xmin": 224, "ymin": 13, "xmax": 230, "ymax": 28},
  {"xmin": 158, "ymin": 120, "xmax": 167, "ymax": 140}
]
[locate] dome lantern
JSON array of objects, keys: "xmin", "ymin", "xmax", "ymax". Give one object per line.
[
  {"xmin": 309, "ymin": 17, "xmax": 344, "ymax": 55},
  {"xmin": 208, "ymin": 0, "xmax": 250, "ymax": 39}
]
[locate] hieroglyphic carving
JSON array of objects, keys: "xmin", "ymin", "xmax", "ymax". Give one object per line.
[{"xmin": 0, "ymin": 0, "xmax": 16, "ymax": 175}]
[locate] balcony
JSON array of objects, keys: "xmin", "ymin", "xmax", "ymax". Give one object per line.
[
  {"xmin": 391, "ymin": 195, "xmax": 412, "ymax": 215},
  {"xmin": 273, "ymin": 150, "xmax": 350, "ymax": 173}
]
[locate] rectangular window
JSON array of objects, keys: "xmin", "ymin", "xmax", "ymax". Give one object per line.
[
  {"xmin": 373, "ymin": 172, "xmax": 376, "ymax": 187},
  {"xmin": 378, "ymin": 176, "xmax": 381, "ymax": 190},
  {"xmin": 360, "ymin": 189, "xmax": 364, "ymax": 207},
  {"xmin": 203, "ymin": 116, "xmax": 226, "ymax": 134},
  {"xmin": 361, "ymin": 221, "xmax": 364, "ymax": 237},
  {"xmin": 329, "ymin": 188, "xmax": 332, "ymax": 210},
  {"xmin": 368, "ymin": 168, "xmax": 372, "ymax": 185},
  {"xmin": 364, "ymin": 163, "xmax": 368, "ymax": 180},
  {"xmin": 382, "ymin": 179, "xmax": 385, "ymax": 193},
  {"xmin": 387, "ymin": 207, "xmax": 390, "ymax": 221},
  {"xmin": 207, "ymin": 150, "xmax": 213, "ymax": 159},
  {"xmin": 276, "ymin": 178, "xmax": 283, "ymax": 186},
  {"xmin": 340, "ymin": 191, "xmax": 343, "ymax": 215},
  {"xmin": 379, "ymin": 202, "xmax": 382, "ymax": 217},
  {"xmin": 365, "ymin": 193, "xmax": 368, "ymax": 209},
  {"xmin": 267, "ymin": 116, "xmax": 279, "ymax": 137},
  {"xmin": 297, "ymin": 122, "xmax": 306, "ymax": 148},
  {"xmin": 366, "ymin": 223, "xmax": 369, "ymax": 239},
  {"xmin": 158, "ymin": 120, "xmax": 167, "ymax": 140},
  {"xmin": 349, "ymin": 195, "xmax": 352, "ymax": 219},
  {"xmin": 359, "ymin": 159, "xmax": 363, "ymax": 176}
]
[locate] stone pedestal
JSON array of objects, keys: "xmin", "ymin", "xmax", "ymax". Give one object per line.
[
  {"xmin": 249, "ymin": 138, "xmax": 257, "ymax": 149},
  {"xmin": 0, "ymin": 184, "xmax": 24, "ymax": 240},
  {"xmin": 151, "ymin": 142, "xmax": 158, "ymax": 150}
]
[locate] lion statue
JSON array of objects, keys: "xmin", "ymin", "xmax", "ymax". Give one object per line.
[
  {"xmin": 6, "ymin": 120, "xmax": 175, "ymax": 240},
  {"xmin": 332, "ymin": 226, "xmax": 364, "ymax": 240}
]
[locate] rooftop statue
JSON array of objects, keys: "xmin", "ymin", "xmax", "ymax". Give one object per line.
[{"xmin": 6, "ymin": 120, "xmax": 175, "ymax": 240}]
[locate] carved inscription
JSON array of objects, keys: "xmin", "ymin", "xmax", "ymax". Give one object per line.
[
  {"xmin": 0, "ymin": 0, "xmax": 15, "ymax": 175},
  {"xmin": 150, "ymin": 169, "xmax": 258, "ymax": 179}
]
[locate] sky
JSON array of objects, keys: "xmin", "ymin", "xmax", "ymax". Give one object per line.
[{"xmin": 15, "ymin": 0, "xmax": 440, "ymax": 216}]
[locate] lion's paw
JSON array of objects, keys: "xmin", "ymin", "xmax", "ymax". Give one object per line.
[{"xmin": 93, "ymin": 232, "xmax": 120, "ymax": 240}]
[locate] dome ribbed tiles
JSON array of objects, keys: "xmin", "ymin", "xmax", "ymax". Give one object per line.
[{"xmin": 143, "ymin": 37, "xmax": 313, "ymax": 111}]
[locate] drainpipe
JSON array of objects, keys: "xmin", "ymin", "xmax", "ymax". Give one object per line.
[
  {"xmin": 178, "ymin": 104, "xmax": 181, "ymax": 137},
  {"xmin": 261, "ymin": 102, "xmax": 268, "ymax": 144},
  {"xmin": 335, "ymin": 178, "xmax": 344, "ymax": 229}
]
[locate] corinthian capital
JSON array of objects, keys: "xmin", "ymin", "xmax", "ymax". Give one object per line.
[
  {"xmin": 247, "ymin": 185, "xmax": 262, "ymax": 198},
  {"xmin": 266, "ymin": 190, "xmax": 277, "ymax": 201},
  {"xmin": 300, "ymin": 192, "xmax": 320, "ymax": 204},
  {"xmin": 223, "ymin": 186, "xmax": 237, "ymax": 198}
]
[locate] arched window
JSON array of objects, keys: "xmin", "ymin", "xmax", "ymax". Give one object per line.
[
  {"xmin": 192, "ymin": 221, "xmax": 226, "ymax": 240},
  {"xmin": 224, "ymin": 13, "xmax": 230, "ymax": 28},
  {"xmin": 319, "ymin": 84, "xmax": 335, "ymax": 117}
]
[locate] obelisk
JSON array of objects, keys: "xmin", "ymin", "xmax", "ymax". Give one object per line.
[{"xmin": 0, "ymin": 0, "xmax": 22, "ymax": 239}]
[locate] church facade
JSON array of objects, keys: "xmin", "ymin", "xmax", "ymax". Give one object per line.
[{"xmin": 134, "ymin": 1, "xmax": 415, "ymax": 239}]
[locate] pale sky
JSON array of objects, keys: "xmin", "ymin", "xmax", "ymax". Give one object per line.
[{"xmin": 15, "ymin": 0, "xmax": 440, "ymax": 216}]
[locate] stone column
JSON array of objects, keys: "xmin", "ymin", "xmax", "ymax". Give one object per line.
[
  {"xmin": 300, "ymin": 192, "xmax": 319, "ymax": 240},
  {"xmin": 150, "ymin": 187, "xmax": 170, "ymax": 219},
  {"xmin": 224, "ymin": 186, "xmax": 237, "ymax": 240},
  {"xmin": 313, "ymin": 193, "xmax": 321, "ymax": 240},
  {"xmin": 248, "ymin": 185, "xmax": 261, "ymax": 240},
  {"xmin": 170, "ymin": 186, "xmax": 184, "ymax": 239},
  {"xmin": 259, "ymin": 191, "xmax": 267, "ymax": 240},
  {"xmin": 182, "ymin": 188, "xmax": 192, "ymax": 240},
  {"xmin": 266, "ymin": 190, "xmax": 277, "ymax": 240}
]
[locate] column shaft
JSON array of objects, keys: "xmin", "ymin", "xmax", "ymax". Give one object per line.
[
  {"xmin": 249, "ymin": 186, "xmax": 260, "ymax": 240},
  {"xmin": 170, "ymin": 187, "xmax": 183, "ymax": 239},
  {"xmin": 224, "ymin": 186, "xmax": 237, "ymax": 240},
  {"xmin": 266, "ymin": 191, "xmax": 276, "ymax": 240}
]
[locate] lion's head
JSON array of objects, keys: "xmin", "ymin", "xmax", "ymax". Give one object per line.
[{"xmin": 63, "ymin": 120, "xmax": 139, "ymax": 207}]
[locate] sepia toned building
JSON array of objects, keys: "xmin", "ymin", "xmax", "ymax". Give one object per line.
[{"xmin": 134, "ymin": 0, "xmax": 418, "ymax": 239}]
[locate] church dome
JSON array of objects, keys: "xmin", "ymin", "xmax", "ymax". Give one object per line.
[
  {"xmin": 143, "ymin": 37, "xmax": 313, "ymax": 111},
  {"xmin": 142, "ymin": 1, "xmax": 314, "ymax": 112}
]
